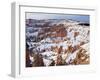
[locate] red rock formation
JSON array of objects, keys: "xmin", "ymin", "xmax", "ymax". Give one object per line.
[{"xmin": 74, "ymin": 32, "xmax": 79, "ymax": 38}]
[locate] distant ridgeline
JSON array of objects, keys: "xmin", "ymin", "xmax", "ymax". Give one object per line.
[
  {"xmin": 78, "ymin": 23, "xmax": 90, "ymax": 26},
  {"xmin": 26, "ymin": 19, "xmax": 90, "ymax": 27}
]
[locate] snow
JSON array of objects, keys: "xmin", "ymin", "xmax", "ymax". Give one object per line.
[
  {"xmin": 81, "ymin": 43, "xmax": 89, "ymax": 54},
  {"xmin": 26, "ymin": 19, "xmax": 90, "ymax": 66},
  {"xmin": 62, "ymin": 53, "xmax": 68, "ymax": 60},
  {"xmin": 45, "ymin": 38, "xmax": 52, "ymax": 43},
  {"xmin": 58, "ymin": 41, "xmax": 68, "ymax": 49},
  {"xmin": 27, "ymin": 31, "xmax": 38, "ymax": 37},
  {"xmin": 42, "ymin": 51, "xmax": 57, "ymax": 66},
  {"xmin": 65, "ymin": 50, "xmax": 78, "ymax": 63},
  {"xmin": 43, "ymin": 58, "xmax": 52, "ymax": 66},
  {"xmin": 29, "ymin": 56, "xmax": 34, "ymax": 64},
  {"xmin": 41, "ymin": 51, "xmax": 54, "ymax": 56}
]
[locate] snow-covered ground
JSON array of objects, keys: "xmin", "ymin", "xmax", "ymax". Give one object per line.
[{"xmin": 26, "ymin": 19, "xmax": 90, "ymax": 67}]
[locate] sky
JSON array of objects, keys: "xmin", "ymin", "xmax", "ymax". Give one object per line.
[{"xmin": 26, "ymin": 12, "xmax": 90, "ymax": 23}]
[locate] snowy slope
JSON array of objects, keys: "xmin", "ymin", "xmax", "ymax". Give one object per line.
[{"xmin": 26, "ymin": 19, "xmax": 90, "ymax": 66}]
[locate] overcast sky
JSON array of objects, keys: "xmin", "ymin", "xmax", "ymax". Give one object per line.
[{"xmin": 26, "ymin": 12, "xmax": 90, "ymax": 23}]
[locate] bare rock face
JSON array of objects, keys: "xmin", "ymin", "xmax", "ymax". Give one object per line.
[
  {"xmin": 72, "ymin": 47, "xmax": 89, "ymax": 65},
  {"xmin": 32, "ymin": 54, "xmax": 44, "ymax": 67},
  {"xmin": 58, "ymin": 46, "xmax": 63, "ymax": 54},
  {"xmin": 26, "ymin": 49, "xmax": 32, "ymax": 67},
  {"xmin": 74, "ymin": 32, "xmax": 79, "ymax": 39}
]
